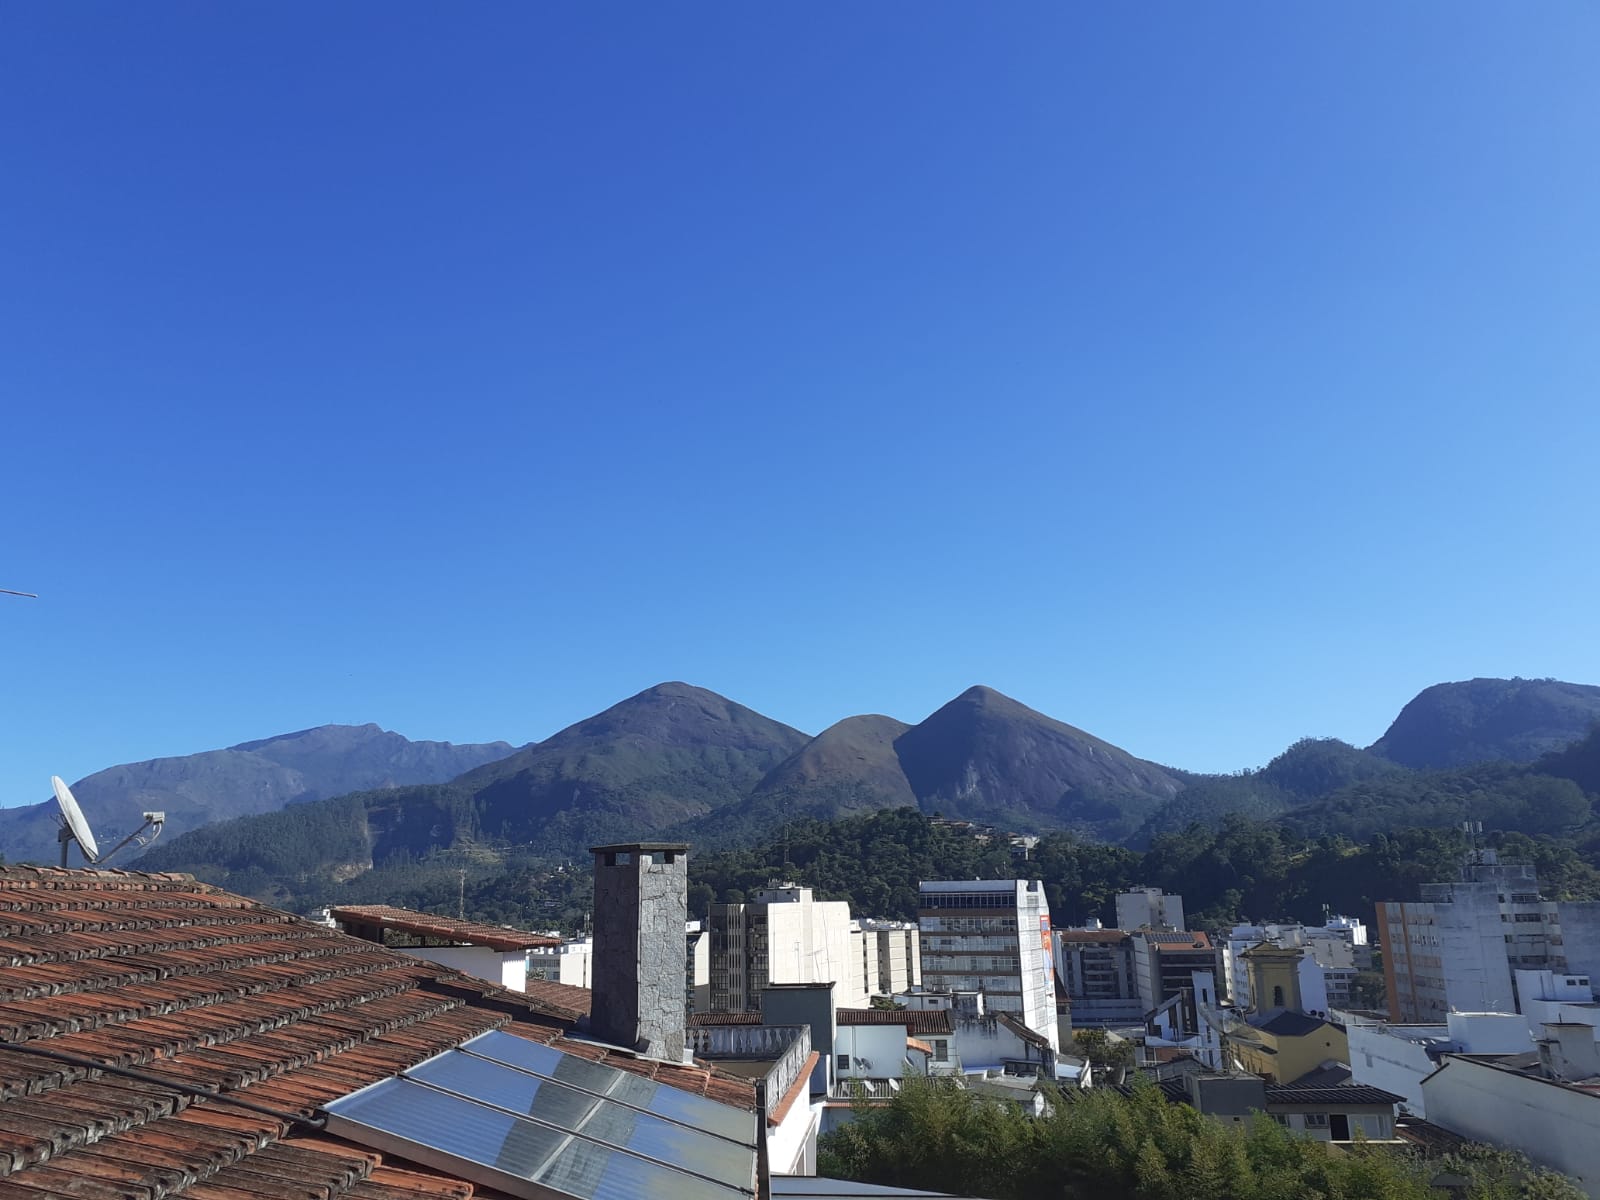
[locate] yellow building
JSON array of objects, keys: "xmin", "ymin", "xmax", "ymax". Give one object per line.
[{"xmin": 1229, "ymin": 943, "xmax": 1348, "ymax": 1084}]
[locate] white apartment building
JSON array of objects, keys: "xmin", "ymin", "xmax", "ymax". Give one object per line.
[
  {"xmin": 1116, "ymin": 887, "xmax": 1185, "ymax": 933},
  {"xmin": 1378, "ymin": 858, "xmax": 1600, "ymax": 1022},
  {"xmin": 709, "ymin": 883, "xmax": 867, "ymax": 1011},
  {"xmin": 1223, "ymin": 919, "xmax": 1365, "ymax": 1013},
  {"xmin": 917, "ymin": 879, "xmax": 1058, "ymax": 1053},
  {"xmin": 526, "ymin": 935, "xmax": 594, "ymax": 988},
  {"xmin": 686, "ymin": 919, "xmax": 711, "ymax": 1014},
  {"xmin": 854, "ymin": 919, "xmax": 921, "ymax": 999},
  {"xmin": 1346, "ymin": 1010, "xmax": 1531, "ymax": 1117}
]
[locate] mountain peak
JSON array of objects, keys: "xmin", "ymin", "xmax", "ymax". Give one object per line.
[{"xmin": 1370, "ymin": 677, "xmax": 1600, "ymax": 769}]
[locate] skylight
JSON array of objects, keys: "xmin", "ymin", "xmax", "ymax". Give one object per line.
[{"xmin": 322, "ymin": 1029, "xmax": 759, "ymax": 1200}]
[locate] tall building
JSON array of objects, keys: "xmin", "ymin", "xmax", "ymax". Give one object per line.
[
  {"xmin": 685, "ymin": 919, "xmax": 711, "ymax": 1014},
  {"xmin": 1223, "ymin": 919, "xmax": 1365, "ymax": 1013},
  {"xmin": 1116, "ymin": 887, "xmax": 1185, "ymax": 932},
  {"xmin": 708, "ymin": 883, "xmax": 866, "ymax": 1011},
  {"xmin": 527, "ymin": 935, "xmax": 594, "ymax": 989},
  {"xmin": 1055, "ymin": 925, "xmax": 1143, "ymax": 1027},
  {"xmin": 855, "ymin": 919, "xmax": 921, "ymax": 998},
  {"xmin": 1377, "ymin": 857, "xmax": 1598, "ymax": 1023},
  {"xmin": 1132, "ymin": 929, "xmax": 1219, "ymax": 1018},
  {"xmin": 917, "ymin": 879, "xmax": 1058, "ymax": 1053}
]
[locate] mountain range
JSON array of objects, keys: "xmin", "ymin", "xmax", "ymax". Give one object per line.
[
  {"xmin": 0, "ymin": 725, "xmax": 515, "ymax": 865},
  {"xmin": 16, "ymin": 676, "xmax": 1600, "ymax": 886}
]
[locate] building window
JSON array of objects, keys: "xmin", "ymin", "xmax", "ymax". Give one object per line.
[
  {"xmin": 1272, "ymin": 985, "xmax": 1285, "ymax": 1008},
  {"xmin": 1303, "ymin": 1113, "xmax": 1328, "ymax": 1129}
]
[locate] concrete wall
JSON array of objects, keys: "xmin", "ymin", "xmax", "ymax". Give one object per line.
[
  {"xmin": 402, "ymin": 945, "xmax": 526, "ymax": 992},
  {"xmin": 834, "ymin": 1025, "xmax": 908, "ymax": 1079},
  {"xmin": 768, "ymin": 1097, "xmax": 820, "ymax": 1176},
  {"xmin": 1425, "ymin": 1058, "xmax": 1600, "ymax": 1199},
  {"xmin": 1348, "ymin": 1023, "xmax": 1446, "ymax": 1116},
  {"xmin": 1556, "ymin": 905, "xmax": 1600, "ymax": 990}
]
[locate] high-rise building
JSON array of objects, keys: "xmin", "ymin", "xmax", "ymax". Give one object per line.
[
  {"xmin": 708, "ymin": 883, "xmax": 866, "ymax": 1011},
  {"xmin": 1378, "ymin": 857, "xmax": 1581, "ymax": 1023},
  {"xmin": 917, "ymin": 879, "xmax": 1058, "ymax": 1053},
  {"xmin": 1054, "ymin": 924, "xmax": 1144, "ymax": 1027},
  {"xmin": 854, "ymin": 919, "xmax": 921, "ymax": 999},
  {"xmin": 1132, "ymin": 929, "xmax": 1219, "ymax": 1021},
  {"xmin": 1116, "ymin": 887, "xmax": 1186, "ymax": 932}
]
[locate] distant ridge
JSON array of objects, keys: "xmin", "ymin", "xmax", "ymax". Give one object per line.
[
  {"xmin": 0, "ymin": 725, "xmax": 516, "ymax": 865},
  {"xmin": 890, "ymin": 685, "xmax": 1182, "ymax": 839},
  {"xmin": 1370, "ymin": 677, "xmax": 1600, "ymax": 769},
  {"xmin": 26, "ymin": 673, "xmax": 1600, "ymax": 892},
  {"xmin": 454, "ymin": 682, "xmax": 812, "ymax": 849}
]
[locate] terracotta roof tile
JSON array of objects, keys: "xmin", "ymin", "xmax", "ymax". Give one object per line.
[
  {"xmin": 0, "ymin": 867, "xmax": 752, "ymax": 1198},
  {"xmin": 835, "ymin": 1008, "xmax": 954, "ymax": 1035},
  {"xmin": 329, "ymin": 905, "xmax": 560, "ymax": 952}
]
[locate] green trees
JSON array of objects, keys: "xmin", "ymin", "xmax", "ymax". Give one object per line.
[{"xmin": 818, "ymin": 1078, "xmax": 1586, "ymax": 1200}]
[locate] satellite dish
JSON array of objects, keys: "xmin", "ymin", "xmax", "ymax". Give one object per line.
[
  {"xmin": 50, "ymin": 775, "xmax": 164, "ymax": 868},
  {"xmin": 52, "ymin": 775, "xmax": 100, "ymax": 863}
]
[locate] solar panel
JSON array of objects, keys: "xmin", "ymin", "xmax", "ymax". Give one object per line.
[
  {"xmin": 325, "ymin": 1076, "xmax": 754, "ymax": 1200},
  {"xmin": 460, "ymin": 1028, "xmax": 757, "ymax": 1145},
  {"xmin": 405, "ymin": 1052, "xmax": 756, "ymax": 1189}
]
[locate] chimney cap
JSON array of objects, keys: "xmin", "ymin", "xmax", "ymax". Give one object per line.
[{"xmin": 590, "ymin": 842, "xmax": 690, "ymax": 855}]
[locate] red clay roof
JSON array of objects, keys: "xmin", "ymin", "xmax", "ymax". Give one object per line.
[
  {"xmin": 835, "ymin": 1008, "xmax": 954, "ymax": 1035},
  {"xmin": 329, "ymin": 904, "xmax": 562, "ymax": 952},
  {"xmin": 0, "ymin": 865, "xmax": 753, "ymax": 1199}
]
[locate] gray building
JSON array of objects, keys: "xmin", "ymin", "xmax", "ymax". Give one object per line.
[{"xmin": 1380, "ymin": 857, "xmax": 1600, "ymax": 1023}]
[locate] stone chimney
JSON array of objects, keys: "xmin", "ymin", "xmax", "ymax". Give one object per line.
[{"xmin": 590, "ymin": 842, "xmax": 689, "ymax": 1061}]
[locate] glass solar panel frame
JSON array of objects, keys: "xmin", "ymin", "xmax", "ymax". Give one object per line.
[
  {"xmin": 460, "ymin": 1028, "xmax": 758, "ymax": 1146},
  {"xmin": 321, "ymin": 1030, "xmax": 760, "ymax": 1200}
]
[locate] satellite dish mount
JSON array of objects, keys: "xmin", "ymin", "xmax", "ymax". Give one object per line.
[{"xmin": 51, "ymin": 776, "xmax": 165, "ymax": 867}]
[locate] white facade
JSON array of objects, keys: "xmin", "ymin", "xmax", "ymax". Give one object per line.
[
  {"xmin": 1224, "ymin": 921, "xmax": 1361, "ymax": 1013},
  {"xmin": 710, "ymin": 884, "xmax": 867, "ymax": 1011},
  {"xmin": 1378, "ymin": 859, "xmax": 1600, "ymax": 1023},
  {"xmin": 401, "ymin": 944, "xmax": 528, "ymax": 992},
  {"xmin": 852, "ymin": 920, "xmax": 921, "ymax": 999},
  {"xmin": 1116, "ymin": 888, "xmax": 1185, "ymax": 933},
  {"xmin": 685, "ymin": 920, "xmax": 711, "ymax": 1014},
  {"xmin": 1424, "ymin": 1053, "xmax": 1600, "ymax": 1198},
  {"xmin": 1347, "ymin": 1011, "xmax": 1530, "ymax": 1117},
  {"xmin": 834, "ymin": 1023, "xmax": 917, "ymax": 1082},
  {"xmin": 526, "ymin": 937, "xmax": 593, "ymax": 988},
  {"xmin": 918, "ymin": 879, "xmax": 1058, "ymax": 1053},
  {"xmin": 1516, "ymin": 969, "xmax": 1600, "ymax": 1039}
]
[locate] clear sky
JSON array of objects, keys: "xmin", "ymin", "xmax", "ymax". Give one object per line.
[{"xmin": 3, "ymin": 3, "xmax": 1598, "ymax": 805}]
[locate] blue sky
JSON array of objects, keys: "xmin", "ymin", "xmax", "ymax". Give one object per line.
[{"xmin": 3, "ymin": 4, "xmax": 1598, "ymax": 804}]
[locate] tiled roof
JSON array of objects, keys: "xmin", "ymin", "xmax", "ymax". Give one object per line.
[
  {"xmin": 1144, "ymin": 931, "xmax": 1212, "ymax": 949},
  {"xmin": 1252, "ymin": 1010, "xmax": 1331, "ymax": 1037},
  {"xmin": 329, "ymin": 904, "xmax": 561, "ymax": 952},
  {"xmin": 1265, "ymin": 1084, "xmax": 1403, "ymax": 1107},
  {"xmin": 994, "ymin": 1011, "xmax": 1051, "ymax": 1051},
  {"xmin": 0, "ymin": 865, "xmax": 754, "ymax": 1199},
  {"xmin": 835, "ymin": 1009, "xmax": 954, "ymax": 1035},
  {"xmin": 689, "ymin": 1011, "xmax": 767, "ymax": 1027}
]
